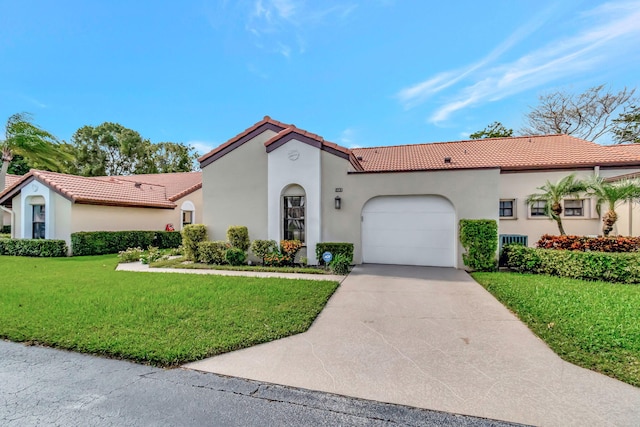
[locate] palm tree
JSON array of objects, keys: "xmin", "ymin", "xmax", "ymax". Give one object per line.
[
  {"xmin": 526, "ymin": 174, "xmax": 586, "ymax": 235},
  {"xmin": 1, "ymin": 113, "xmax": 66, "ymax": 191},
  {"xmin": 586, "ymin": 176, "xmax": 640, "ymax": 236}
]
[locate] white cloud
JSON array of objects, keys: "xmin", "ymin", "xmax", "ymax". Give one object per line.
[
  {"xmin": 339, "ymin": 127, "xmax": 362, "ymax": 148},
  {"xmin": 188, "ymin": 140, "xmax": 218, "ymax": 157},
  {"xmin": 396, "ymin": 1, "xmax": 640, "ymax": 124}
]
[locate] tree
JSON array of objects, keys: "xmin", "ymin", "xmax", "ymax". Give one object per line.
[
  {"xmin": 1, "ymin": 113, "xmax": 68, "ymax": 191},
  {"xmin": 68, "ymin": 123, "xmax": 199, "ymax": 176},
  {"xmin": 69, "ymin": 122, "xmax": 156, "ymax": 176},
  {"xmin": 469, "ymin": 122, "xmax": 513, "ymax": 139},
  {"xmin": 148, "ymin": 142, "xmax": 199, "ymax": 173},
  {"xmin": 612, "ymin": 105, "xmax": 640, "ymax": 144},
  {"xmin": 521, "ymin": 85, "xmax": 636, "ymax": 142},
  {"xmin": 586, "ymin": 176, "xmax": 640, "ymax": 236},
  {"xmin": 526, "ymin": 174, "xmax": 586, "ymax": 235}
]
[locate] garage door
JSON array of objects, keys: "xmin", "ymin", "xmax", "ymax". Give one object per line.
[{"xmin": 362, "ymin": 196, "xmax": 455, "ymax": 267}]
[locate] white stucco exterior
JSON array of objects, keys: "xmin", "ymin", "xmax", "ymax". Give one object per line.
[{"xmin": 267, "ymin": 139, "xmax": 322, "ymax": 264}]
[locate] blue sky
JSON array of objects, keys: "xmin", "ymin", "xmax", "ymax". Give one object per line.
[{"xmin": 1, "ymin": 0, "xmax": 639, "ymax": 155}]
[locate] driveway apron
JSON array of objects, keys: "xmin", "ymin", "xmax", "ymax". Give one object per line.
[{"xmin": 186, "ymin": 264, "xmax": 640, "ymax": 426}]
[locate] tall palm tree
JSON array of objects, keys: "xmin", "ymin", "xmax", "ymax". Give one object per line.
[
  {"xmin": 1, "ymin": 113, "xmax": 65, "ymax": 191},
  {"xmin": 526, "ymin": 174, "xmax": 586, "ymax": 235},
  {"xmin": 586, "ymin": 176, "xmax": 640, "ymax": 236}
]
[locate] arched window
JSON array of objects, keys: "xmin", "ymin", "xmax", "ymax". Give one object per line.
[
  {"xmin": 282, "ymin": 185, "xmax": 305, "ymax": 242},
  {"xmin": 181, "ymin": 201, "xmax": 195, "ymax": 229}
]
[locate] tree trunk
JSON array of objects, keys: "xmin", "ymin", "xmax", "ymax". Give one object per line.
[
  {"xmin": 555, "ymin": 217, "xmax": 566, "ymax": 235},
  {"xmin": 602, "ymin": 210, "xmax": 618, "ymax": 236},
  {"xmin": 0, "ymin": 158, "xmax": 10, "ymax": 192}
]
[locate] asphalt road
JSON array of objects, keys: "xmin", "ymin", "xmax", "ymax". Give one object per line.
[{"xmin": 0, "ymin": 340, "xmax": 522, "ymax": 426}]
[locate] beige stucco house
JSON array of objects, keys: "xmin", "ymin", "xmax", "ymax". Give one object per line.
[
  {"xmin": 198, "ymin": 117, "xmax": 640, "ymax": 268},
  {"xmin": 0, "ymin": 170, "xmax": 202, "ymax": 249},
  {"xmin": 1, "ymin": 174, "xmax": 20, "ymax": 230}
]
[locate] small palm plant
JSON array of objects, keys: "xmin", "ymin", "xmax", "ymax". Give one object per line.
[
  {"xmin": 586, "ymin": 176, "xmax": 640, "ymax": 236},
  {"xmin": 526, "ymin": 174, "xmax": 586, "ymax": 235}
]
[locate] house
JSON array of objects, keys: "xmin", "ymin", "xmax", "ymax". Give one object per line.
[
  {"xmin": 0, "ymin": 170, "xmax": 202, "ymax": 249},
  {"xmin": 198, "ymin": 116, "xmax": 640, "ymax": 268},
  {"xmin": 1, "ymin": 174, "xmax": 20, "ymax": 230}
]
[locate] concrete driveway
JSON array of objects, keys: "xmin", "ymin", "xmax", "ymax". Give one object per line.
[{"xmin": 186, "ymin": 265, "xmax": 640, "ymax": 426}]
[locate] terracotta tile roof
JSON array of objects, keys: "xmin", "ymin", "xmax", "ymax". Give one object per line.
[
  {"xmin": 3, "ymin": 174, "xmax": 20, "ymax": 190},
  {"xmin": 197, "ymin": 116, "xmax": 290, "ymax": 164},
  {"xmin": 351, "ymin": 135, "xmax": 640, "ymax": 172},
  {"xmin": 0, "ymin": 170, "xmax": 202, "ymax": 209}
]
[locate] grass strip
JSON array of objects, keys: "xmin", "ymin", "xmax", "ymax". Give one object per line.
[
  {"xmin": 472, "ymin": 271, "xmax": 640, "ymax": 387},
  {"xmin": 150, "ymin": 256, "xmax": 328, "ymax": 274}
]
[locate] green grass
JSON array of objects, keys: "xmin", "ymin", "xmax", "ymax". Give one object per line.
[
  {"xmin": 150, "ymin": 256, "xmax": 329, "ymax": 274},
  {"xmin": 0, "ymin": 255, "xmax": 338, "ymax": 366},
  {"xmin": 472, "ymin": 272, "xmax": 640, "ymax": 387}
]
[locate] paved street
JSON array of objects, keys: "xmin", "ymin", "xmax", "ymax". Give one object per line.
[{"xmin": 0, "ymin": 340, "xmax": 517, "ymax": 427}]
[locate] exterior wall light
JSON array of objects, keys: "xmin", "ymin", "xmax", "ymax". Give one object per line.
[{"xmin": 334, "ymin": 196, "xmax": 342, "ymax": 210}]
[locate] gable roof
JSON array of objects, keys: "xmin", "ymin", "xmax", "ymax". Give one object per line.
[
  {"xmin": 199, "ymin": 116, "xmax": 640, "ymax": 174},
  {"xmin": 351, "ymin": 135, "xmax": 640, "ymax": 172},
  {"xmin": 3, "ymin": 174, "xmax": 20, "ymax": 190},
  {"xmin": 0, "ymin": 170, "xmax": 201, "ymax": 209}
]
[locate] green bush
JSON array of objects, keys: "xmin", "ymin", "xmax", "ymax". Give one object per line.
[
  {"xmin": 197, "ymin": 241, "xmax": 229, "ymax": 265},
  {"xmin": 153, "ymin": 231, "xmax": 182, "ymax": 249},
  {"xmin": 140, "ymin": 246, "xmax": 164, "ymax": 265},
  {"xmin": 503, "ymin": 244, "xmax": 640, "ymax": 283},
  {"xmin": 329, "ymin": 253, "xmax": 351, "ymax": 275},
  {"xmin": 227, "ymin": 226, "xmax": 250, "ymax": 251},
  {"xmin": 250, "ymin": 239, "xmax": 278, "ymax": 265},
  {"xmin": 181, "ymin": 224, "xmax": 208, "ymax": 261},
  {"xmin": 459, "ymin": 219, "xmax": 498, "ymax": 272},
  {"xmin": 225, "ymin": 247, "xmax": 247, "ymax": 266},
  {"xmin": 71, "ymin": 230, "xmax": 180, "ymax": 256},
  {"xmin": 316, "ymin": 242, "xmax": 354, "ymax": 266},
  {"xmin": 0, "ymin": 239, "xmax": 68, "ymax": 257},
  {"xmin": 118, "ymin": 247, "xmax": 143, "ymax": 263}
]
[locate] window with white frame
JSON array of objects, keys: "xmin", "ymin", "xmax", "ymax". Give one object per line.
[
  {"xmin": 499, "ymin": 199, "xmax": 516, "ymax": 218},
  {"xmin": 564, "ymin": 199, "xmax": 584, "ymax": 217},
  {"xmin": 283, "ymin": 195, "xmax": 305, "ymax": 242},
  {"xmin": 530, "ymin": 200, "xmax": 547, "ymax": 217}
]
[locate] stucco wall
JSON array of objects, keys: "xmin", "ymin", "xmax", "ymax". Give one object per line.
[
  {"xmin": 175, "ymin": 188, "xmax": 203, "ymax": 229},
  {"xmin": 201, "ymin": 130, "xmax": 276, "ymax": 242},
  {"xmin": 10, "ymin": 194, "xmax": 21, "ymax": 238},
  {"xmin": 321, "ymin": 155, "xmax": 501, "ymax": 268},
  {"xmin": 52, "ymin": 193, "xmax": 72, "ymax": 246},
  {"xmin": 70, "ymin": 204, "xmax": 177, "ymax": 233},
  {"xmin": 499, "ymin": 167, "xmax": 640, "ymax": 244}
]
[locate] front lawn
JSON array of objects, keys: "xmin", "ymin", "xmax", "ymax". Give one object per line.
[
  {"xmin": 472, "ymin": 272, "xmax": 640, "ymax": 387},
  {"xmin": 0, "ymin": 255, "xmax": 338, "ymax": 366}
]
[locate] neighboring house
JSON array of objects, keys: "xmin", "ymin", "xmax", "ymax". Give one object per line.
[
  {"xmin": 0, "ymin": 170, "xmax": 202, "ymax": 249},
  {"xmin": 199, "ymin": 116, "xmax": 640, "ymax": 268},
  {"xmin": 1, "ymin": 174, "xmax": 20, "ymax": 229}
]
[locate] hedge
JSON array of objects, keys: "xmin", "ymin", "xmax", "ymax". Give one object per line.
[
  {"xmin": 182, "ymin": 224, "xmax": 208, "ymax": 261},
  {"xmin": 0, "ymin": 239, "xmax": 68, "ymax": 257},
  {"xmin": 503, "ymin": 244, "xmax": 640, "ymax": 284},
  {"xmin": 227, "ymin": 226, "xmax": 250, "ymax": 251},
  {"xmin": 315, "ymin": 242, "xmax": 354, "ymax": 265},
  {"xmin": 71, "ymin": 230, "xmax": 182, "ymax": 256},
  {"xmin": 459, "ymin": 219, "xmax": 498, "ymax": 272},
  {"xmin": 536, "ymin": 234, "xmax": 640, "ymax": 252}
]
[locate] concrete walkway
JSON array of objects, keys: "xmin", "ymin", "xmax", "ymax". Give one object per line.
[
  {"xmin": 186, "ymin": 264, "xmax": 640, "ymax": 426},
  {"xmin": 116, "ymin": 261, "xmax": 345, "ymax": 282}
]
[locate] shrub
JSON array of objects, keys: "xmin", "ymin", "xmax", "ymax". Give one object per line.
[
  {"xmin": 181, "ymin": 224, "xmax": 208, "ymax": 261},
  {"xmin": 227, "ymin": 226, "xmax": 250, "ymax": 251},
  {"xmin": 459, "ymin": 219, "xmax": 498, "ymax": 272},
  {"xmin": 280, "ymin": 240, "xmax": 303, "ymax": 257},
  {"xmin": 71, "ymin": 230, "xmax": 180, "ymax": 256},
  {"xmin": 225, "ymin": 247, "xmax": 247, "ymax": 266},
  {"xmin": 197, "ymin": 241, "xmax": 229, "ymax": 265},
  {"xmin": 536, "ymin": 234, "xmax": 640, "ymax": 252},
  {"xmin": 263, "ymin": 252, "xmax": 292, "ymax": 267},
  {"xmin": 250, "ymin": 239, "xmax": 278, "ymax": 265},
  {"xmin": 329, "ymin": 253, "xmax": 351, "ymax": 275},
  {"xmin": 0, "ymin": 239, "xmax": 68, "ymax": 257},
  {"xmin": 315, "ymin": 242, "xmax": 354, "ymax": 266},
  {"xmin": 140, "ymin": 246, "xmax": 164, "ymax": 265},
  {"xmin": 118, "ymin": 247, "xmax": 143, "ymax": 263},
  {"xmin": 503, "ymin": 244, "xmax": 640, "ymax": 283},
  {"xmin": 153, "ymin": 231, "xmax": 182, "ymax": 249}
]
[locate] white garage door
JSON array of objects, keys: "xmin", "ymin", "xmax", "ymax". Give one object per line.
[{"xmin": 362, "ymin": 196, "xmax": 455, "ymax": 267}]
